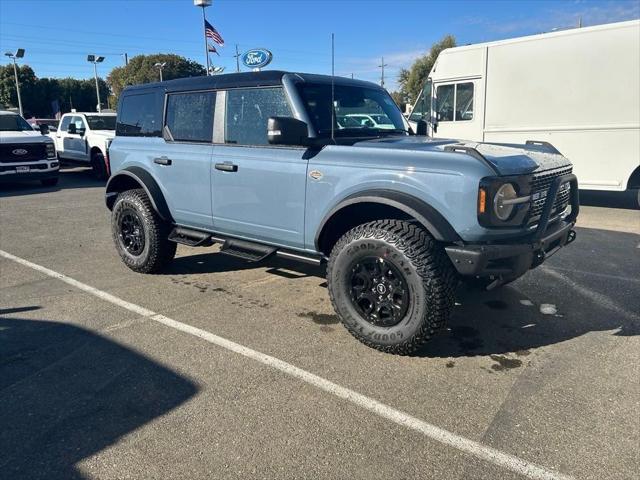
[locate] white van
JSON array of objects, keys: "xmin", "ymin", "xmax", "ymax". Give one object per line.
[{"xmin": 409, "ymin": 20, "xmax": 640, "ymax": 192}]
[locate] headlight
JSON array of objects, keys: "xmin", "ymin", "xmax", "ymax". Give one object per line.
[
  {"xmin": 46, "ymin": 142, "xmax": 56, "ymax": 158},
  {"xmin": 493, "ymin": 183, "xmax": 517, "ymax": 220}
]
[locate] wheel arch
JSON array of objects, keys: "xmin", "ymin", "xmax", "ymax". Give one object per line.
[
  {"xmin": 627, "ymin": 165, "xmax": 640, "ymax": 190},
  {"xmin": 105, "ymin": 167, "xmax": 173, "ymax": 222},
  {"xmin": 315, "ymin": 190, "xmax": 460, "ymax": 255}
]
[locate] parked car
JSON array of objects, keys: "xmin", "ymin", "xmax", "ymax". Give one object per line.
[
  {"xmin": 27, "ymin": 118, "xmax": 59, "ymax": 134},
  {"xmin": 53, "ymin": 112, "xmax": 116, "ymax": 179},
  {"xmin": 0, "ymin": 110, "xmax": 59, "ymax": 187},
  {"xmin": 105, "ymin": 71, "xmax": 579, "ymax": 354},
  {"xmin": 345, "ymin": 113, "xmax": 396, "ymax": 129},
  {"xmin": 407, "ymin": 19, "xmax": 640, "ymax": 193}
]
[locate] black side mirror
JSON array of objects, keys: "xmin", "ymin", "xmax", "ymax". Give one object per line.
[
  {"xmin": 68, "ymin": 124, "xmax": 77, "ymax": 134},
  {"xmin": 267, "ymin": 117, "xmax": 309, "ymax": 146},
  {"xmin": 39, "ymin": 124, "xmax": 50, "ymax": 135},
  {"xmin": 416, "ymin": 119, "xmax": 427, "ymax": 136}
]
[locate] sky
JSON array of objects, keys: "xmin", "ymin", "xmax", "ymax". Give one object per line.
[{"xmin": 0, "ymin": 0, "xmax": 638, "ymax": 91}]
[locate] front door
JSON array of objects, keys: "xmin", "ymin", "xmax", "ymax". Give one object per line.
[
  {"xmin": 432, "ymin": 80, "xmax": 480, "ymax": 141},
  {"xmin": 211, "ymin": 87, "xmax": 308, "ymax": 249},
  {"xmin": 67, "ymin": 116, "xmax": 89, "ymax": 161}
]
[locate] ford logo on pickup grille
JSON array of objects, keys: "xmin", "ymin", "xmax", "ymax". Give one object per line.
[{"xmin": 12, "ymin": 148, "xmax": 28, "ymax": 156}]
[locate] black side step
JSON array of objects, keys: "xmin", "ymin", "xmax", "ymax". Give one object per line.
[
  {"xmin": 220, "ymin": 238, "xmax": 276, "ymax": 262},
  {"xmin": 168, "ymin": 227, "xmax": 213, "ymax": 247}
]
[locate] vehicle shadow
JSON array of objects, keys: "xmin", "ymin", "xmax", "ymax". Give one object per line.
[
  {"xmin": 579, "ymin": 188, "xmax": 639, "ymax": 210},
  {"xmin": 0, "ymin": 166, "xmax": 104, "ymax": 198},
  {"xmin": 0, "ymin": 312, "xmax": 198, "ymax": 480}
]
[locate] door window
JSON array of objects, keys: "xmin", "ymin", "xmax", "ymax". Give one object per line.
[
  {"xmin": 436, "ymin": 82, "xmax": 474, "ymax": 122},
  {"xmin": 225, "ymin": 87, "xmax": 292, "ymax": 146},
  {"xmin": 60, "ymin": 116, "xmax": 71, "ymax": 132},
  {"xmin": 72, "ymin": 117, "xmax": 86, "ymax": 133},
  {"xmin": 117, "ymin": 92, "xmax": 162, "ymax": 137},
  {"xmin": 166, "ymin": 91, "xmax": 216, "ymax": 143}
]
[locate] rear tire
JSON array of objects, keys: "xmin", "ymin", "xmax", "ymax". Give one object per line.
[
  {"xmin": 111, "ymin": 189, "xmax": 176, "ymax": 273},
  {"xmin": 41, "ymin": 177, "xmax": 58, "ymax": 187},
  {"xmin": 91, "ymin": 151, "xmax": 108, "ymax": 180},
  {"xmin": 327, "ymin": 219, "xmax": 457, "ymax": 355}
]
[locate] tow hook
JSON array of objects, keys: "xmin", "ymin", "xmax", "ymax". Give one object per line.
[
  {"xmin": 532, "ymin": 250, "xmax": 546, "ymax": 268},
  {"xmin": 567, "ymin": 229, "xmax": 577, "ymax": 244}
]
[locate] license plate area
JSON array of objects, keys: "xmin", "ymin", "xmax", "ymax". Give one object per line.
[{"xmin": 16, "ymin": 166, "xmax": 29, "ymax": 173}]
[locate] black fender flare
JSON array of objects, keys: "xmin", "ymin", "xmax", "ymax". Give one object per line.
[
  {"xmin": 105, "ymin": 167, "xmax": 173, "ymax": 222},
  {"xmin": 314, "ymin": 189, "xmax": 461, "ymax": 250}
]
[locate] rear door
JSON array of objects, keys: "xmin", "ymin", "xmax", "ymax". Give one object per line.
[
  {"xmin": 154, "ymin": 90, "xmax": 216, "ymax": 229},
  {"xmin": 211, "ymin": 87, "xmax": 308, "ymax": 249}
]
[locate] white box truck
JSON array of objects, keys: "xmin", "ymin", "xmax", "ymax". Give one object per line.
[{"xmin": 409, "ymin": 20, "xmax": 640, "ymax": 192}]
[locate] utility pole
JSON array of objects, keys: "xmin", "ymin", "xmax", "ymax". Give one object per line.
[
  {"xmin": 4, "ymin": 49, "xmax": 25, "ymax": 117},
  {"xmin": 378, "ymin": 56, "xmax": 387, "ymax": 88},
  {"xmin": 234, "ymin": 44, "xmax": 241, "ymax": 72},
  {"xmin": 123, "ymin": 53, "xmax": 129, "ymax": 66},
  {"xmin": 195, "ymin": 0, "xmax": 213, "ymax": 75}
]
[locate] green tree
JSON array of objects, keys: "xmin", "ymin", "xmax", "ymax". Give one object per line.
[
  {"xmin": 107, "ymin": 53, "xmax": 205, "ymax": 102},
  {"xmin": 0, "ymin": 64, "xmax": 37, "ymax": 115},
  {"xmin": 398, "ymin": 35, "xmax": 456, "ymax": 105}
]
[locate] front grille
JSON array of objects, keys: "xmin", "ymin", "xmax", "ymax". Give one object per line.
[
  {"xmin": 0, "ymin": 143, "xmax": 48, "ymax": 163},
  {"xmin": 527, "ymin": 166, "xmax": 573, "ymax": 225}
]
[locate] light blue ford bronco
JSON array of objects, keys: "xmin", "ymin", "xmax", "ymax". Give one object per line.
[{"xmin": 106, "ymin": 71, "xmax": 579, "ymax": 354}]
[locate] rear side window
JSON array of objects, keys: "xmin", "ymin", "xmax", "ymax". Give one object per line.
[
  {"xmin": 166, "ymin": 91, "xmax": 216, "ymax": 143},
  {"xmin": 117, "ymin": 92, "xmax": 161, "ymax": 137},
  {"xmin": 225, "ymin": 87, "xmax": 291, "ymax": 146}
]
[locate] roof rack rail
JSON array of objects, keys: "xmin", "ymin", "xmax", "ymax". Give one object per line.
[{"xmin": 525, "ymin": 140, "xmax": 562, "ymax": 155}]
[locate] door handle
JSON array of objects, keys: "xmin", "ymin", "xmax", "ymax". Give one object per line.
[
  {"xmin": 215, "ymin": 162, "xmax": 238, "ymax": 172},
  {"xmin": 154, "ymin": 156, "xmax": 172, "ymax": 166}
]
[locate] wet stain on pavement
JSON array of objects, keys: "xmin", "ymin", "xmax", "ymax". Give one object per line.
[
  {"xmin": 490, "ymin": 354, "xmax": 523, "ymax": 371},
  {"xmin": 298, "ymin": 311, "xmax": 340, "ymax": 325}
]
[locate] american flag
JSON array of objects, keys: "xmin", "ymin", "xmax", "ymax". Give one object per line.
[{"xmin": 204, "ymin": 19, "xmax": 224, "ymax": 46}]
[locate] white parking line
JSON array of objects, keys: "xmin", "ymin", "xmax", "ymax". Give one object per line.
[{"xmin": 1, "ymin": 249, "xmax": 573, "ymax": 480}]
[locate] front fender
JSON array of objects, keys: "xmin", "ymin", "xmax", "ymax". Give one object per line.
[{"xmin": 105, "ymin": 167, "xmax": 173, "ymax": 222}]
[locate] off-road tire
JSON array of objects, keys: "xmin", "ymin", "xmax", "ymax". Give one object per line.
[
  {"xmin": 41, "ymin": 177, "xmax": 58, "ymax": 187},
  {"xmin": 91, "ymin": 151, "xmax": 108, "ymax": 180},
  {"xmin": 327, "ymin": 219, "xmax": 457, "ymax": 355},
  {"xmin": 111, "ymin": 189, "xmax": 176, "ymax": 273}
]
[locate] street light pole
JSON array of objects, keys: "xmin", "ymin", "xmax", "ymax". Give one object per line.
[
  {"xmin": 4, "ymin": 49, "xmax": 25, "ymax": 117},
  {"xmin": 154, "ymin": 62, "xmax": 166, "ymax": 82},
  {"xmin": 87, "ymin": 55, "xmax": 105, "ymax": 113}
]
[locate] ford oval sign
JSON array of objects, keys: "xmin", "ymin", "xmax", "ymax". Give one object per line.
[{"xmin": 241, "ymin": 49, "xmax": 273, "ymax": 69}]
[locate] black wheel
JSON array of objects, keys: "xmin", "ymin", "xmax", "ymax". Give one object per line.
[
  {"xmin": 41, "ymin": 177, "xmax": 58, "ymax": 187},
  {"xmin": 327, "ymin": 219, "xmax": 457, "ymax": 355},
  {"xmin": 91, "ymin": 151, "xmax": 108, "ymax": 180},
  {"xmin": 111, "ymin": 189, "xmax": 176, "ymax": 273}
]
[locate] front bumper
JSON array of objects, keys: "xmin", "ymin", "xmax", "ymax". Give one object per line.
[
  {"xmin": 445, "ymin": 173, "xmax": 579, "ymax": 283},
  {"xmin": 0, "ymin": 160, "xmax": 59, "ymax": 183}
]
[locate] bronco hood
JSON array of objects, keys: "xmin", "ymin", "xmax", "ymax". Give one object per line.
[{"xmin": 353, "ymin": 136, "xmax": 571, "ymax": 176}]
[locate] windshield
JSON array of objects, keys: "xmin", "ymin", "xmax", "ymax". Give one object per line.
[
  {"xmin": 296, "ymin": 83, "xmax": 407, "ymax": 137},
  {"xmin": 86, "ymin": 115, "xmax": 116, "ymax": 130},
  {"xmin": 0, "ymin": 114, "xmax": 33, "ymax": 132}
]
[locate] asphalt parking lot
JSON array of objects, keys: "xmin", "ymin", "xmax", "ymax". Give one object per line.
[{"xmin": 1, "ymin": 167, "xmax": 639, "ymax": 480}]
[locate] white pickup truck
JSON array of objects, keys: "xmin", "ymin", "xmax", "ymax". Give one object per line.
[{"xmin": 54, "ymin": 112, "xmax": 116, "ymax": 179}]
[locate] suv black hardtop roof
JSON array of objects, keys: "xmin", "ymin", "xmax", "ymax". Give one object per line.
[{"xmin": 121, "ymin": 70, "xmax": 383, "ymax": 95}]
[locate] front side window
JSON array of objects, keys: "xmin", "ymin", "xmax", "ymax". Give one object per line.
[
  {"xmin": 436, "ymin": 84, "xmax": 455, "ymax": 122},
  {"xmin": 60, "ymin": 116, "xmax": 71, "ymax": 132},
  {"xmin": 166, "ymin": 91, "xmax": 216, "ymax": 143},
  {"xmin": 409, "ymin": 80, "xmax": 432, "ymax": 122},
  {"xmin": 225, "ymin": 87, "xmax": 291, "ymax": 146},
  {"xmin": 73, "ymin": 117, "xmax": 86, "ymax": 131},
  {"xmin": 297, "ymin": 82, "xmax": 407, "ymax": 136},
  {"xmin": 117, "ymin": 92, "xmax": 161, "ymax": 137}
]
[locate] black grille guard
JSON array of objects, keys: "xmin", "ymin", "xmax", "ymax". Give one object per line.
[{"xmin": 532, "ymin": 173, "xmax": 579, "ymax": 241}]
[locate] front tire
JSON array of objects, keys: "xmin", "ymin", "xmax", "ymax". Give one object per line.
[
  {"xmin": 111, "ymin": 189, "xmax": 176, "ymax": 273},
  {"xmin": 91, "ymin": 151, "xmax": 108, "ymax": 180},
  {"xmin": 327, "ymin": 219, "xmax": 457, "ymax": 355}
]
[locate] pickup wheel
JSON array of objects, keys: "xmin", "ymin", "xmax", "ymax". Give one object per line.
[
  {"xmin": 327, "ymin": 219, "xmax": 456, "ymax": 355},
  {"xmin": 91, "ymin": 151, "xmax": 108, "ymax": 180},
  {"xmin": 111, "ymin": 189, "xmax": 176, "ymax": 273}
]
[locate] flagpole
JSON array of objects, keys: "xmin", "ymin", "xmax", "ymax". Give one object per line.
[{"xmin": 202, "ymin": 6, "xmax": 210, "ymax": 75}]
